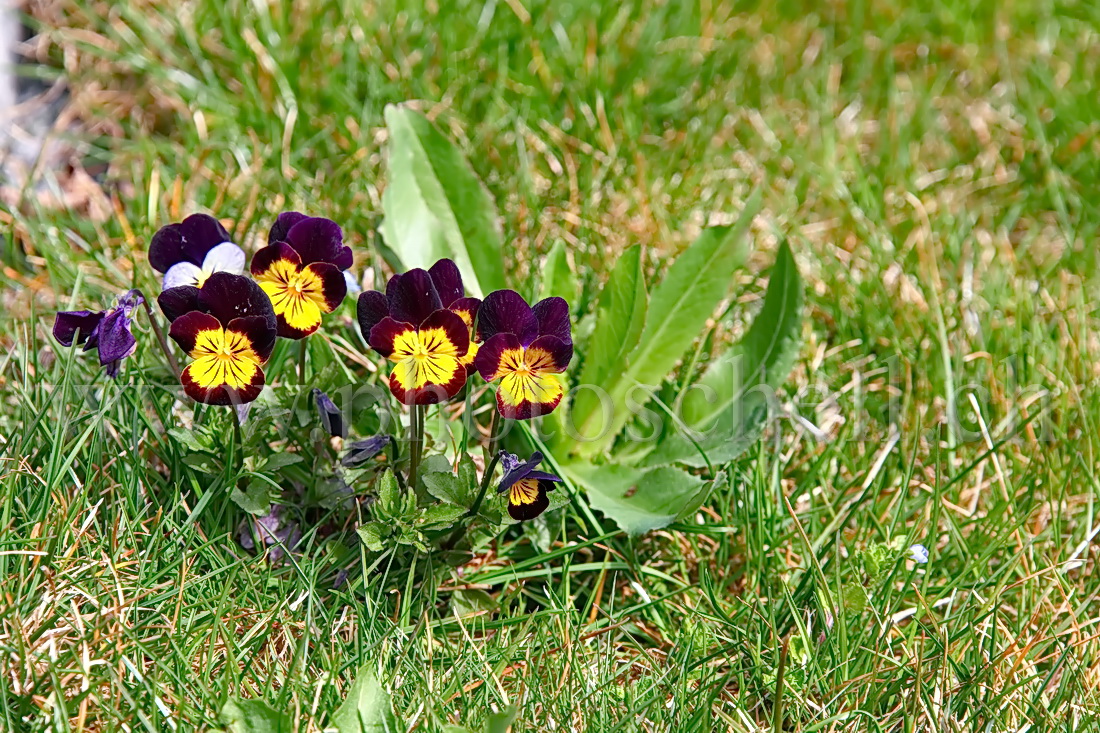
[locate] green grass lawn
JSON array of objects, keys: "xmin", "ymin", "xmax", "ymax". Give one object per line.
[{"xmin": 3, "ymin": 0, "xmax": 1100, "ymax": 730}]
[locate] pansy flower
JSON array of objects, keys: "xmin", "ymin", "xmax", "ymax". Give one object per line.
[
  {"xmin": 356, "ymin": 264, "xmax": 475, "ymax": 405},
  {"xmin": 497, "ymin": 450, "xmax": 560, "ymax": 521},
  {"xmin": 162, "ymin": 272, "xmax": 277, "ymax": 405},
  {"xmin": 474, "ymin": 291, "xmax": 572, "ymax": 419},
  {"xmin": 53, "ymin": 289, "xmax": 144, "ymax": 378},
  {"xmin": 149, "ymin": 214, "xmax": 246, "ymax": 289},
  {"xmin": 357, "ymin": 258, "xmax": 482, "ymax": 375},
  {"xmin": 250, "ymin": 212, "xmax": 352, "ymax": 339}
]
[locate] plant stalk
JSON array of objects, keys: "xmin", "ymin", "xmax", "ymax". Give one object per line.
[
  {"xmin": 142, "ymin": 298, "xmax": 180, "ymax": 380},
  {"xmin": 441, "ymin": 409, "xmax": 504, "ymax": 551},
  {"xmin": 407, "ymin": 404, "xmax": 425, "ymax": 492},
  {"xmin": 297, "ymin": 339, "xmax": 308, "ymax": 384}
]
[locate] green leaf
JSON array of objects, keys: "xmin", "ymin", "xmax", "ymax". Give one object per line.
[
  {"xmin": 569, "ymin": 464, "xmax": 708, "ymax": 536},
  {"xmin": 422, "ymin": 458, "xmax": 478, "ymax": 507},
  {"xmin": 262, "ymin": 453, "xmax": 303, "ymax": 471},
  {"xmin": 356, "ymin": 522, "xmax": 387, "ymax": 552},
  {"xmin": 168, "ymin": 427, "xmax": 208, "ymax": 453},
  {"xmin": 648, "ymin": 239, "xmax": 802, "ymax": 467},
  {"xmin": 452, "ymin": 588, "xmax": 499, "ymax": 616},
  {"xmin": 571, "ymin": 245, "xmax": 647, "ymax": 442},
  {"xmin": 230, "ymin": 480, "xmax": 275, "ymax": 516},
  {"xmin": 486, "ymin": 706, "xmax": 518, "ymax": 733},
  {"xmin": 375, "ymin": 469, "xmax": 402, "ymax": 514},
  {"xmin": 330, "ymin": 664, "xmax": 399, "ymax": 733},
  {"xmin": 221, "ymin": 698, "xmax": 291, "ymax": 733},
  {"xmin": 419, "ymin": 503, "xmax": 466, "ymax": 529},
  {"xmin": 537, "ymin": 239, "xmax": 578, "ymax": 303},
  {"xmin": 381, "ymin": 105, "xmax": 505, "ymax": 297},
  {"xmin": 576, "ymin": 192, "xmax": 761, "ymax": 456}
]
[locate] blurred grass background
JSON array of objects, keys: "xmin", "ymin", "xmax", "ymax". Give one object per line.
[{"xmin": 2, "ymin": 0, "xmax": 1100, "ymax": 730}]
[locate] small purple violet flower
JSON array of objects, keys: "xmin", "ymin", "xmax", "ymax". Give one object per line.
[
  {"xmin": 909, "ymin": 544, "xmax": 929, "ymax": 564},
  {"xmin": 53, "ymin": 289, "xmax": 144, "ymax": 378}
]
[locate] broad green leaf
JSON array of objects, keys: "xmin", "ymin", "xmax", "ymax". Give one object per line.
[
  {"xmin": 576, "ymin": 192, "xmax": 761, "ymax": 456},
  {"xmin": 486, "ymin": 707, "xmax": 518, "ymax": 733},
  {"xmin": 419, "ymin": 503, "xmax": 466, "ymax": 529},
  {"xmin": 330, "ymin": 664, "xmax": 399, "ymax": 733},
  {"xmin": 221, "ymin": 698, "xmax": 291, "ymax": 733},
  {"xmin": 569, "ymin": 463, "xmax": 708, "ymax": 536},
  {"xmin": 683, "ymin": 239, "xmax": 803, "ymax": 427},
  {"xmin": 452, "ymin": 588, "xmax": 499, "ymax": 616},
  {"xmin": 422, "ymin": 454, "xmax": 478, "ymax": 507},
  {"xmin": 356, "ymin": 522, "xmax": 386, "ymax": 551},
  {"xmin": 648, "ymin": 240, "xmax": 802, "ymax": 467},
  {"xmin": 537, "ymin": 239, "xmax": 578, "ymax": 303},
  {"xmin": 570, "ymin": 245, "xmax": 647, "ymax": 442},
  {"xmin": 230, "ymin": 480, "xmax": 274, "ymax": 516},
  {"xmin": 381, "ymin": 105, "xmax": 505, "ymax": 297}
]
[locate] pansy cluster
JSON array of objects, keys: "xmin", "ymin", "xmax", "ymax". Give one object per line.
[
  {"xmin": 154, "ymin": 212, "xmax": 351, "ymax": 404},
  {"xmin": 53, "ymin": 212, "xmax": 574, "ymax": 523},
  {"xmin": 355, "ymin": 260, "xmax": 572, "ymax": 421}
]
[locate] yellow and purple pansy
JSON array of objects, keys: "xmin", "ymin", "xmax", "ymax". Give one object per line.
[
  {"xmin": 53, "ymin": 289, "xmax": 144, "ymax": 378},
  {"xmin": 249, "ymin": 212, "xmax": 352, "ymax": 339},
  {"xmin": 357, "ymin": 258, "xmax": 482, "ymax": 376},
  {"xmin": 160, "ymin": 272, "xmax": 278, "ymax": 405},
  {"xmin": 149, "ymin": 214, "xmax": 246, "ymax": 289},
  {"xmin": 474, "ymin": 290, "xmax": 572, "ymax": 420},
  {"xmin": 497, "ymin": 450, "xmax": 561, "ymax": 521},
  {"xmin": 356, "ymin": 264, "xmax": 475, "ymax": 405}
]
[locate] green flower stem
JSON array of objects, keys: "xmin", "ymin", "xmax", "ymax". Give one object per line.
[
  {"xmin": 297, "ymin": 339, "xmax": 307, "ymax": 384},
  {"xmin": 466, "ymin": 450, "xmax": 501, "ymax": 519},
  {"xmin": 232, "ymin": 409, "xmax": 246, "ymax": 493},
  {"xmin": 408, "ymin": 404, "xmax": 425, "ymax": 492},
  {"xmin": 441, "ymin": 409, "xmax": 504, "ymax": 551},
  {"xmin": 142, "ymin": 298, "xmax": 180, "ymax": 380}
]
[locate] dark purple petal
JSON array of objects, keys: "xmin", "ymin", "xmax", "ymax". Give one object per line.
[
  {"xmin": 418, "ymin": 308, "xmax": 470, "ymax": 358},
  {"xmin": 356, "ymin": 290, "xmax": 389, "ymax": 342},
  {"xmin": 448, "ymin": 296, "xmax": 481, "ymax": 332},
  {"xmin": 477, "ymin": 290, "xmax": 537, "ymax": 345},
  {"xmin": 94, "ymin": 309, "xmax": 137, "ymax": 365},
  {"xmin": 116, "ymin": 289, "xmax": 145, "ymax": 317},
  {"xmin": 497, "ymin": 450, "xmax": 544, "ymax": 494},
  {"xmin": 526, "ymin": 335, "xmax": 573, "ymax": 374},
  {"xmin": 227, "ymin": 316, "xmax": 277, "ymax": 363},
  {"xmin": 505, "ymin": 478, "xmax": 553, "ymax": 521},
  {"xmin": 386, "ymin": 269, "xmax": 442, "ymax": 327},
  {"xmin": 532, "ymin": 297, "xmax": 572, "ymax": 344},
  {"xmin": 198, "ymin": 273, "xmax": 277, "ymax": 329},
  {"xmin": 53, "ymin": 310, "xmax": 104, "ymax": 347},
  {"xmin": 368, "ymin": 317, "xmax": 417, "ymax": 359},
  {"xmin": 428, "ymin": 258, "xmax": 464, "ymax": 307},
  {"xmin": 157, "ymin": 286, "xmax": 202, "ymax": 323},
  {"xmin": 268, "ymin": 211, "xmax": 309, "ymax": 245},
  {"xmin": 313, "ymin": 388, "xmax": 347, "ymax": 438},
  {"xmin": 169, "ymin": 311, "xmax": 222, "ymax": 355},
  {"xmin": 181, "ymin": 362, "xmax": 265, "ymax": 406},
  {"xmin": 304, "ymin": 262, "xmax": 347, "ymax": 312},
  {"xmin": 148, "ymin": 214, "xmax": 232, "ymax": 273},
  {"xmin": 285, "ymin": 217, "xmax": 352, "ymax": 269},
  {"xmin": 250, "ymin": 241, "xmax": 302, "ymax": 277},
  {"xmin": 473, "ymin": 332, "xmax": 523, "ymax": 382}
]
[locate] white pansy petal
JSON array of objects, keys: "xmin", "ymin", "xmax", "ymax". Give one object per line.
[
  {"xmin": 202, "ymin": 242, "xmax": 246, "ymax": 274},
  {"xmin": 163, "ymin": 261, "xmax": 204, "ymax": 289},
  {"xmin": 343, "ymin": 270, "xmax": 362, "ymax": 295}
]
